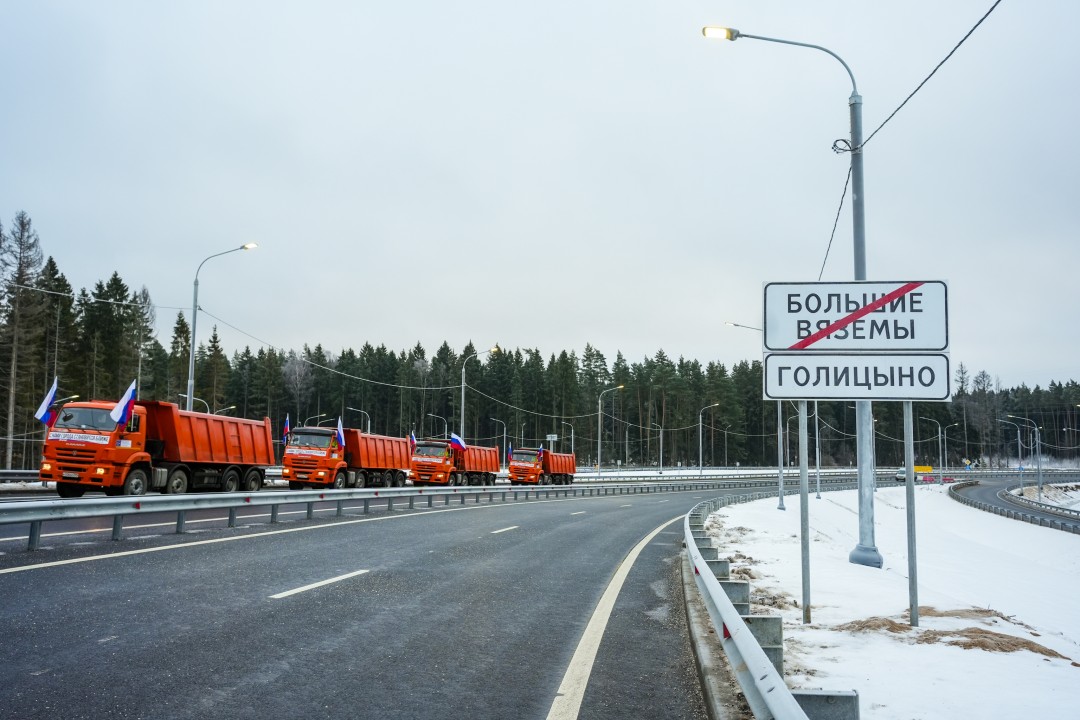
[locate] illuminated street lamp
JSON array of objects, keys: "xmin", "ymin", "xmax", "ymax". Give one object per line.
[
  {"xmin": 705, "ymin": 25, "xmax": 880, "ymax": 568},
  {"xmin": 185, "ymin": 243, "xmax": 257, "ymax": 411}
]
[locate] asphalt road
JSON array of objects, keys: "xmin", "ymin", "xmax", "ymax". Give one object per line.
[{"xmin": 0, "ymin": 488, "xmax": 720, "ymax": 720}]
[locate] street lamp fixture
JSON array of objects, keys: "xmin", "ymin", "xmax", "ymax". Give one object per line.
[
  {"xmin": 427, "ymin": 413, "xmax": 447, "ymax": 439},
  {"xmin": 699, "ymin": 403, "xmax": 720, "ymax": 476},
  {"xmin": 597, "ymin": 385, "xmax": 624, "ymax": 475},
  {"xmin": 652, "ymin": 422, "xmax": 664, "ymax": 473},
  {"xmin": 214, "ymin": 405, "xmax": 236, "ymax": 415},
  {"xmin": 706, "ymin": 24, "xmax": 879, "ymax": 569},
  {"xmin": 490, "ymin": 417, "xmax": 507, "ymax": 467},
  {"xmin": 303, "ymin": 413, "xmax": 326, "ymax": 427},
  {"xmin": 561, "ymin": 421, "xmax": 575, "ymax": 455},
  {"xmin": 461, "ymin": 346, "xmax": 498, "ymax": 439},
  {"xmin": 185, "ymin": 243, "xmax": 257, "ymax": 411}
]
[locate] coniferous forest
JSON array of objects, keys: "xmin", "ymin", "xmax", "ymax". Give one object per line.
[{"xmin": 3, "ymin": 211, "xmax": 1079, "ymax": 471}]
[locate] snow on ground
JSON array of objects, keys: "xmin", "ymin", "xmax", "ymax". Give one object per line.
[
  {"xmin": 1015, "ymin": 482, "xmax": 1080, "ymax": 510},
  {"xmin": 707, "ymin": 485, "xmax": 1080, "ymax": 719}
]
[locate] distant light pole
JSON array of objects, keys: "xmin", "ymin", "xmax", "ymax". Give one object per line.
[
  {"xmin": 942, "ymin": 423, "xmax": 959, "ymax": 473},
  {"xmin": 561, "ymin": 421, "xmax": 575, "ymax": 455},
  {"xmin": 304, "ymin": 413, "xmax": 326, "ymax": 427},
  {"xmin": 721, "ymin": 422, "xmax": 731, "ymax": 468},
  {"xmin": 186, "ymin": 243, "xmax": 257, "ymax": 411},
  {"xmin": 652, "ymin": 423, "xmax": 664, "ymax": 473},
  {"xmin": 1008, "ymin": 415, "xmax": 1043, "ymax": 501},
  {"xmin": 347, "ymin": 407, "xmax": 371, "ymax": 433},
  {"xmin": 699, "ymin": 403, "xmax": 720, "ymax": 475},
  {"xmin": 706, "ymin": 25, "xmax": 880, "ymax": 568},
  {"xmin": 786, "ymin": 413, "xmax": 800, "ymax": 468},
  {"xmin": 178, "ymin": 393, "xmax": 210, "ymax": 413},
  {"xmin": 919, "ymin": 417, "xmax": 945, "ymax": 484},
  {"xmin": 214, "ymin": 405, "xmax": 236, "ymax": 415},
  {"xmin": 490, "ymin": 417, "xmax": 507, "ymax": 466},
  {"xmin": 461, "ymin": 346, "xmax": 498, "ymax": 439},
  {"xmin": 520, "ymin": 423, "xmax": 526, "ymax": 446},
  {"xmin": 998, "ymin": 418, "xmax": 1024, "ymax": 496},
  {"xmin": 427, "ymin": 413, "xmax": 447, "ymax": 439},
  {"xmin": 597, "ymin": 385, "xmax": 624, "ymax": 474}
]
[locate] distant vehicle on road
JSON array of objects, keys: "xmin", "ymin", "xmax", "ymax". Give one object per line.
[{"xmin": 895, "ymin": 466, "xmax": 934, "ymax": 483}]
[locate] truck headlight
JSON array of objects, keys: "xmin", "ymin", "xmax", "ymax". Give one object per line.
[
  {"xmin": 41, "ymin": 462, "xmax": 52, "ymax": 471},
  {"xmin": 283, "ymin": 467, "xmax": 291, "ymax": 476},
  {"xmin": 95, "ymin": 467, "xmax": 107, "ymax": 476}
]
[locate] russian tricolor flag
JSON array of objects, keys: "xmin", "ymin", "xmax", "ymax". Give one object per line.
[
  {"xmin": 283, "ymin": 414, "xmax": 290, "ymax": 445},
  {"xmin": 110, "ymin": 379, "xmax": 137, "ymax": 427},
  {"xmin": 409, "ymin": 431, "xmax": 417, "ymax": 451},
  {"xmin": 34, "ymin": 377, "xmax": 59, "ymax": 427},
  {"xmin": 507, "ymin": 442, "xmax": 512, "ymax": 462},
  {"xmin": 336, "ymin": 416, "xmax": 346, "ymax": 449},
  {"xmin": 450, "ymin": 432, "xmax": 467, "ymax": 451}
]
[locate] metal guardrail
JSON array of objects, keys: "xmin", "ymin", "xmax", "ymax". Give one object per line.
[
  {"xmin": 0, "ymin": 479, "xmax": 798, "ymax": 551},
  {"xmin": 1000, "ymin": 483, "xmax": 1080, "ymax": 521},
  {"xmin": 948, "ymin": 481, "xmax": 1080, "ymax": 535},
  {"xmin": 0, "ymin": 470, "xmax": 40, "ymax": 484},
  {"xmin": 684, "ymin": 481, "xmax": 866, "ymax": 720}
]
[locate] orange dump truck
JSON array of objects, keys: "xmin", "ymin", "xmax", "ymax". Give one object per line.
[
  {"xmin": 410, "ymin": 439, "xmax": 499, "ymax": 486},
  {"xmin": 39, "ymin": 400, "xmax": 273, "ymax": 497},
  {"xmin": 281, "ymin": 426, "xmax": 410, "ymax": 489},
  {"xmin": 508, "ymin": 448, "xmax": 576, "ymax": 485}
]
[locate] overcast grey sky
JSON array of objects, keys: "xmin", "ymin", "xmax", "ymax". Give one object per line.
[{"xmin": 3, "ymin": 1, "xmax": 1076, "ymax": 390}]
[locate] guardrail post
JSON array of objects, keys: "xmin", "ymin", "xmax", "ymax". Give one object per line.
[
  {"xmin": 388, "ymin": 497, "xmax": 395, "ymax": 512},
  {"xmin": 176, "ymin": 511, "xmax": 186, "ymax": 534},
  {"xmin": 28, "ymin": 521, "xmax": 42, "ymax": 551},
  {"xmin": 306, "ymin": 502, "xmax": 314, "ymax": 520},
  {"xmin": 228, "ymin": 508, "xmax": 238, "ymax": 527},
  {"xmin": 336, "ymin": 500, "xmax": 344, "ymax": 517},
  {"xmin": 428, "ymin": 495, "xmax": 434, "ymax": 508},
  {"xmin": 112, "ymin": 515, "xmax": 124, "ymax": 540},
  {"xmin": 271, "ymin": 505, "xmax": 279, "ymax": 523},
  {"xmin": 409, "ymin": 496, "xmax": 415, "ymax": 510}
]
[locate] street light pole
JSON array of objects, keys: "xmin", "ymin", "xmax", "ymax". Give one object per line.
[
  {"xmin": 651, "ymin": 423, "xmax": 664, "ymax": 473},
  {"xmin": 998, "ymin": 418, "xmax": 1024, "ymax": 496},
  {"xmin": 346, "ymin": 407, "xmax": 371, "ymax": 433},
  {"xmin": 460, "ymin": 346, "xmax": 497, "ymax": 440},
  {"xmin": 303, "ymin": 413, "xmax": 326, "ymax": 427},
  {"xmin": 490, "ymin": 417, "xmax": 507, "ymax": 467},
  {"xmin": 699, "ymin": 402, "xmax": 720, "ymax": 476},
  {"xmin": 427, "ymin": 413, "xmax": 447, "ymax": 439},
  {"xmin": 597, "ymin": 385, "xmax": 624, "ymax": 475},
  {"xmin": 943, "ymin": 423, "xmax": 959, "ymax": 473},
  {"xmin": 1008, "ymin": 415, "xmax": 1044, "ymax": 502},
  {"xmin": 178, "ymin": 393, "xmax": 210, "ymax": 413},
  {"xmin": 561, "ymin": 421, "xmax": 574, "ymax": 455},
  {"xmin": 704, "ymin": 25, "xmax": 879, "ymax": 567},
  {"xmin": 920, "ymin": 417, "xmax": 944, "ymax": 484},
  {"xmin": 186, "ymin": 243, "xmax": 257, "ymax": 411}
]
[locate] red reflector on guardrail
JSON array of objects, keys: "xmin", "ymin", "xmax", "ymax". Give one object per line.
[
  {"xmin": 133, "ymin": 502, "xmax": 141, "ymax": 510},
  {"xmin": 723, "ymin": 623, "xmax": 731, "ymax": 639}
]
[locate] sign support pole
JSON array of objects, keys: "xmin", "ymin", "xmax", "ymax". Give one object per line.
[
  {"xmin": 799, "ymin": 400, "xmax": 811, "ymax": 624},
  {"xmin": 903, "ymin": 401, "xmax": 919, "ymax": 627}
]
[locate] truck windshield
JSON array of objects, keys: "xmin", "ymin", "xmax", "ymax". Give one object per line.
[
  {"xmin": 289, "ymin": 433, "xmax": 331, "ymax": 449},
  {"xmin": 413, "ymin": 444, "xmax": 450, "ymax": 457},
  {"xmin": 511, "ymin": 450, "xmax": 539, "ymax": 463},
  {"xmin": 53, "ymin": 407, "xmax": 116, "ymax": 431}
]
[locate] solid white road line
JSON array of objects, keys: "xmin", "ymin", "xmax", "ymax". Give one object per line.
[
  {"xmin": 270, "ymin": 569, "xmax": 370, "ymax": 599},
  {"xmin": 546, "ymin": 515, "xmax": 682, "ymax": 720},
  {"xmin": 490, "ymin": 526, "xmax": 519, "ymax": 534}
]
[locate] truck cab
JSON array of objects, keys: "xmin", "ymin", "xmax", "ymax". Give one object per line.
[
  {"xmin": 508, "ymin": 448, "xmax": 544, "ymax": 485},
  {"xmin": 281, "ymin": 427, "xmax": 345, "ymax": 489},
  {"xmin": 411, "ymin": 440, "xmax": 459, "ymax": 486},
  {"xmin": 40, "ymin": 401, "xmax": 148, "ymax": 497}
]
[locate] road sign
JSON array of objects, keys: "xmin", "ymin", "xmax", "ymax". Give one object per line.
[
  {"xmin": 546, "ymin": 434, "xmax": 558, "ymax": 442},
  {"xmin": 764, "ymin": 352, "xmax": 951, "ymax": 401},
  {"xmin": 764, "ymin": 281, "xmax": 948, "ymax": 352}
]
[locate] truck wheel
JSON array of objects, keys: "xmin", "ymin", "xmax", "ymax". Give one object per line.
[
  {"xmin": 382, "ymin": 470, "xmax": 394, "ymax": 487},
  {"xmin": 395, "ymin": 471, "xmax": 406, "ymax": 487},
  {"xmin": 355, "ymin": 471, "xmax": 367, "ymax": 488},
  {"xmin": 332, "ymin": 472, "xmax": 346, "ymax": 489},
  {"xmin": 447, "ymin": 473, "xmax": 458, "ymax": 486},
  {"xmin": 242, "ymin": 468, "xmax": 262, "ymax": 492},
  {"xmin": 221, "ymin": 467, "xmax": 240, "ymax": 493},
  {"xmin": 56, "ymin": 482, "xmax": 86, "ymax": 498},
  {"xmin": 123, "ymin": 469, "xmax": 149, "ymax": 496},
  {"xmin": 540, "ymin": 474, "xmax": 549, "ymax": 486},
  {"xmin": 165, "ymin": 468, "xmax": 189, "ymax": 494}
]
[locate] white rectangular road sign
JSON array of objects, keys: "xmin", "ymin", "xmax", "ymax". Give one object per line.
[
  {"xmin": 764, "ymin": 281, "xmax": 948, "ymax": 352},
  {"xmin": 764, "ymin": 352, "xmax": 951, "ymax": 401}
]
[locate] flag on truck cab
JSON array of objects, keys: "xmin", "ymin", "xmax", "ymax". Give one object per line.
[
  {"xmin": 110, "ymin": 379, "xmax": 137, "ymax": 427},
  {"xmin": 283, "ymin": 414, "xmax": 290, "ymax": 445},
  {"xmin": 507, "ymin": 442, "xmax": 512, "ymax": 462},
  {"xmin": 409, "ymin": 431, "xmax": 417, "ymax": 451},
  {"xmin": 335, "ymin": 416, "xmax": 345, "ymax": 449},
  {"xmin": 450, "ymin": 432, "xmax": 467, "ymax": 450},
  {"xmin": 34, "ymin": 377, "xmax": 59, "ymax": 427},
  {"xmin": 537, "ymin": 446, "xmax": 544, "ymax": 463}
]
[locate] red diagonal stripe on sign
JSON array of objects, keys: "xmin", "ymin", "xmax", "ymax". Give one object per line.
[{"xmin": 787, "ymin": 281, "xmax": 925, "ymax": 350}]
